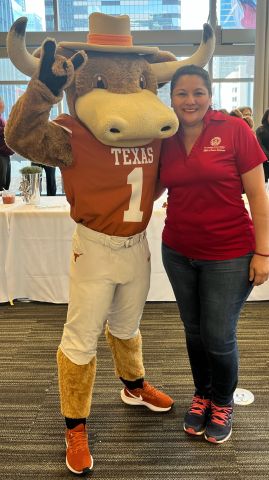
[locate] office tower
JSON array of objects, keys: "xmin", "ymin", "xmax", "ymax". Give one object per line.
[
  {"xmin": 46, "ymin": 0, "xmax": 181, "ymax": 31},
  {"xmin": 0, "ymin": 0, "xmax": 14, "ymax": 31}
]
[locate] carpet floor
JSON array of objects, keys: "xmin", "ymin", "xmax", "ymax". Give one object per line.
[{"xmin": 0, "ymin": 301, "xmax": 268, "ymax": 479}]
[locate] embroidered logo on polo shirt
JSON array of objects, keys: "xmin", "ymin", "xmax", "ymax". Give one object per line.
[
  {"xmin": 210, "ymin": 137, "xmax": 221, "ymax": 146},
  {"xmin": 203, "ymin": 137, "xmax": 226, "ymax": 152}
]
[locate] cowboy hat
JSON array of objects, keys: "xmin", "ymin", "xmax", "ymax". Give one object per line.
[{"xmin": 58, "ymin": 12, "xmax": 160, "ymax": 55}]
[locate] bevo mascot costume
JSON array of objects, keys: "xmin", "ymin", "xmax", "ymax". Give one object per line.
[{"xmin": 6, "ymin": 13, "xmax": 215, "ymax": 475}]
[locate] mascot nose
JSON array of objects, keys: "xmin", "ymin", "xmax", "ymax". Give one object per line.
[
  {"xmin": 161, "ymin": 125, "xmax": 172, "ymax": 132},
  {"xmin": 106, "ymin": 118, "xmax": 127, "ymax": 137},
  {"xmin": 106, "ymin": 119, "xmax": 175, "ymax": 138}
]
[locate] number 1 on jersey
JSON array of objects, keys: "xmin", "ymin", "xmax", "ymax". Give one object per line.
[{"xmin": 124, "ymin": 167, "xmax": 143, "ymax": 222}]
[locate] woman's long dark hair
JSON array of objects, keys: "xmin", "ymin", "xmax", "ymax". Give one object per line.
[
  {"xmin": 261, "ymin": 108, "xmax": 269, "ymax": 126},
  {"xmin": 170, "ymin": 64, "xmax": 212, "ymax": 97}
]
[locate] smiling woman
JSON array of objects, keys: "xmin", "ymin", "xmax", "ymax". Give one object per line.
[
  {"xmin": 171, "ymin": 67, "xmax": 212, "ymax": 139},
  {"xmin": 158, "ymin": 63, "xmax": 269, "ymax": 445}
]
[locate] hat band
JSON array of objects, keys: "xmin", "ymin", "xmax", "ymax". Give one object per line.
[{"xmin": 87, "ymin": 33, "xmax": 133, "ymax": 47}]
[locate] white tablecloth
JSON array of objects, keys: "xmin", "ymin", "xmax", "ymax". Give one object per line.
[
  {"xmin": 0, "ymin": 196, "xmax": 268, "ymax": 303},
  {"xmin": 0, "ymin": 204, "xmax": 10, "ymax": 301}
]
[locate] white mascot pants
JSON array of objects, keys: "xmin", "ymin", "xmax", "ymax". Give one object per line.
[{"xmin": 60, "ymin": 223, "xmax": 151, "ymax": 365}]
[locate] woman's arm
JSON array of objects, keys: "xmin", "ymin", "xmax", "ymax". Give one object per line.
[
  {"xmin": 154, "ymin": 179, "xmax": 166, "ymax": 200},
  {"xmin": 242, "ymin": 164, "xmax": 269, "ymax": 286}
]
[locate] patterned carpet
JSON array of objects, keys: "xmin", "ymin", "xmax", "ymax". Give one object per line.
[{"xmin": 0, "ymin": 301, "xmax": 268, "ymax": 479}]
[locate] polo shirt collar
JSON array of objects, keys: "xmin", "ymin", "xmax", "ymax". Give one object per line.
[{"xmin": 178, "ymin": 109, "xmax": 226, "ymax": 138}]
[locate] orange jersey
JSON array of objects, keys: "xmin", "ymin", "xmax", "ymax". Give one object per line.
[{"xmin": 54, "ymin": 114, "xmax": 161, "ymax": 236}]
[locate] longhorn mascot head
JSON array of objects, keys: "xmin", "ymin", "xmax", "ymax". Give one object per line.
[{"xmin": 6, "ymin": 13, "xmax": 215, "ymax": 148}]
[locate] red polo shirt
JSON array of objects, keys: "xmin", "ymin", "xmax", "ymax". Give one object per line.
[{"xmin": 160, "ymin": 109, "xmax": 266, "ymax": 260}]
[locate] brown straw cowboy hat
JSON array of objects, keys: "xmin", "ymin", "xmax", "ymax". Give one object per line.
[{"xmin": 57, "ymin": 12, "xmax": 160, "ymax": 55}]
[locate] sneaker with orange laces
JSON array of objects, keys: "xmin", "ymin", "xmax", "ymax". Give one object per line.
[
  {"xmin": 120, "ymin": 381, "xmax": 174, "ymax": 412},
  {"xmin": 204, "ymin": 401, "xmax": 234, "ymax": 444},
  {"xmin": 65, "ymin": 423, "xmax": 93, "ymax": 475},
  {"xmin": 183, "ymin": 395, "xmax": 211, "ymax": 436}
]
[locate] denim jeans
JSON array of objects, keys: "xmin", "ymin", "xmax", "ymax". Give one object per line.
[{"xmin": 162, "ymin": 243, "xmax": 253, "ymax": 405}]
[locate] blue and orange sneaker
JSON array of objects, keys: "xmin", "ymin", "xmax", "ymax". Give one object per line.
[
  {"xmin": 184, "ymin": 395, "xmax": 211, "ymax": 436},
  {"xmin": 204, "ymin": 401, "xmax": 234, "ymax": 444}
]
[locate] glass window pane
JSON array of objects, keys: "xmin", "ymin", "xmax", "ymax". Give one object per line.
[
  {"xmin": 0, "ymin": 83, "xmax": 61, "ymax": 194},
  {"xmin": 57, "ymin": 0, "xmax": 209, "ymax": 31},
  {"xmin": 0, "ymin": 59, "xmax": 29, "ymax": 82},
  {"xmin": 2, "ymin": 1, "xmax": 257, "ymax": 32},
  {"xmin": 213, "ymin": 55, "xmax": 254, "ymax": 79},
  {"xmin": 0, "ymin": 83, "xmax": 27, "ymax": 121},
  {"xmin": 213, "ymin": 81, "xmax": 253, "ymax": 111},
  {"xmin": 217, "ymin": 0, "xmax": 256, "ymax": 29},
  {"xmin": 158, "ymin": 83, "xmax": 171, "ymax": 108},
  {"xmin": 213, "ymin": 55, "xmax": 254, "ymax": 111},
  {"xmin": 180, "ymin": 0, "xmax": 210, "ymax": 29},
  {"xmin": 0, "ymin": 83, "xmax": 31, "ymax": 193},
  {"xmin": 0, "ymin": 0, "xmax": 47, "ymax": 32}
]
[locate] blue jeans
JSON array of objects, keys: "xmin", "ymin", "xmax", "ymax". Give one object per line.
[{"xmin": 162, "ymin": 244, "xmax": 253, "ymax": 405}]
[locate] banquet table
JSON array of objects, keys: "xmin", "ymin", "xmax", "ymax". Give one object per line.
[{"xmin": 0, "ymin": 195, "xmax": 268, "ymax": 304}]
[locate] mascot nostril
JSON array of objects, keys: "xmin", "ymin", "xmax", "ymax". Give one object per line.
[{"xmin": 5, "ymin": 11, "xmax": 215, "ymax": 476}]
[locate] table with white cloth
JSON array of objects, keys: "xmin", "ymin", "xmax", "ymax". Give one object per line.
[
  {"xmin": 0, "ymin": 197, "xmax": 74, "ymax": 304},
  {"xmin": 0, "ymin": 196, "xmax": 268, "ymax": 303}
]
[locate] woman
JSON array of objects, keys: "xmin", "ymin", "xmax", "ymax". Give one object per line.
[
  {"xmin": 0, "ymin": 97, "xmax": 14, "ymax": 191},
  {"xmin": 230, "ymin": 108, "xmax": 254, "ymax": 130},
  {"xmin": 238, "ymin": 105, "xmax": 253, "ymax": 118},
  {"xmin": 159, "ymin": 65, "xmax": 269, "ymax": 444},
  {"xmin": 256, "ymin": 108, "xmax": 269, "ymax": 182}
]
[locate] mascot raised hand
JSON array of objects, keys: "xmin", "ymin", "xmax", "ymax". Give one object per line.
[{"xmin": 5, "ymin": 13, "xmax": 215, "ymax": 475}]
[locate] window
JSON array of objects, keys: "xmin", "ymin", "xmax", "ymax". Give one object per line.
[
  {"xmin": 212, "ymin": 56, "xmax": 254, "ymax": 111},
  {"xmin": 0, "ymin": 0, "xmax": 47, "ymax": 32},
  {"xmin": 217, "ymin": 0, "xmax": 256, "ymax": 29},
  {"xmin": 0, "ymin": 60, "xmax": 63, "ymax": 194}
]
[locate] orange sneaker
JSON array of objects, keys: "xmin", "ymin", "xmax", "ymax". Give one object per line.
[
  {"xmin": 65, "ymin": 423, "xmax": 93, "ymax": 475},
  {"xmin": 121, "ymin": 381, "xmax": 174, "ymax": 412}
]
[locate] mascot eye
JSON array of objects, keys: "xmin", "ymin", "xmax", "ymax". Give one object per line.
[
  {"xmin": 139, "ymin": 75, "xmax": 146, "ymax": 89},
  {"xmin": 93, "ymin": 75, "xmax": 108, "ymax": 89}
]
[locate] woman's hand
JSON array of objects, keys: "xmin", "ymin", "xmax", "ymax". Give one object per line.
[{"xmin": 249, "ymin": 254, "xmax": 269, "ymax": 286}]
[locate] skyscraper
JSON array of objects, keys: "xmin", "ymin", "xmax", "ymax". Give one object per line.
[
  {"xmin": 48, "ymin": 0, "xmax": 181, "ymax": 31},
  {"xmin": 0, "ymin": 0, "xmax": 14, "ymax": 31}
]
